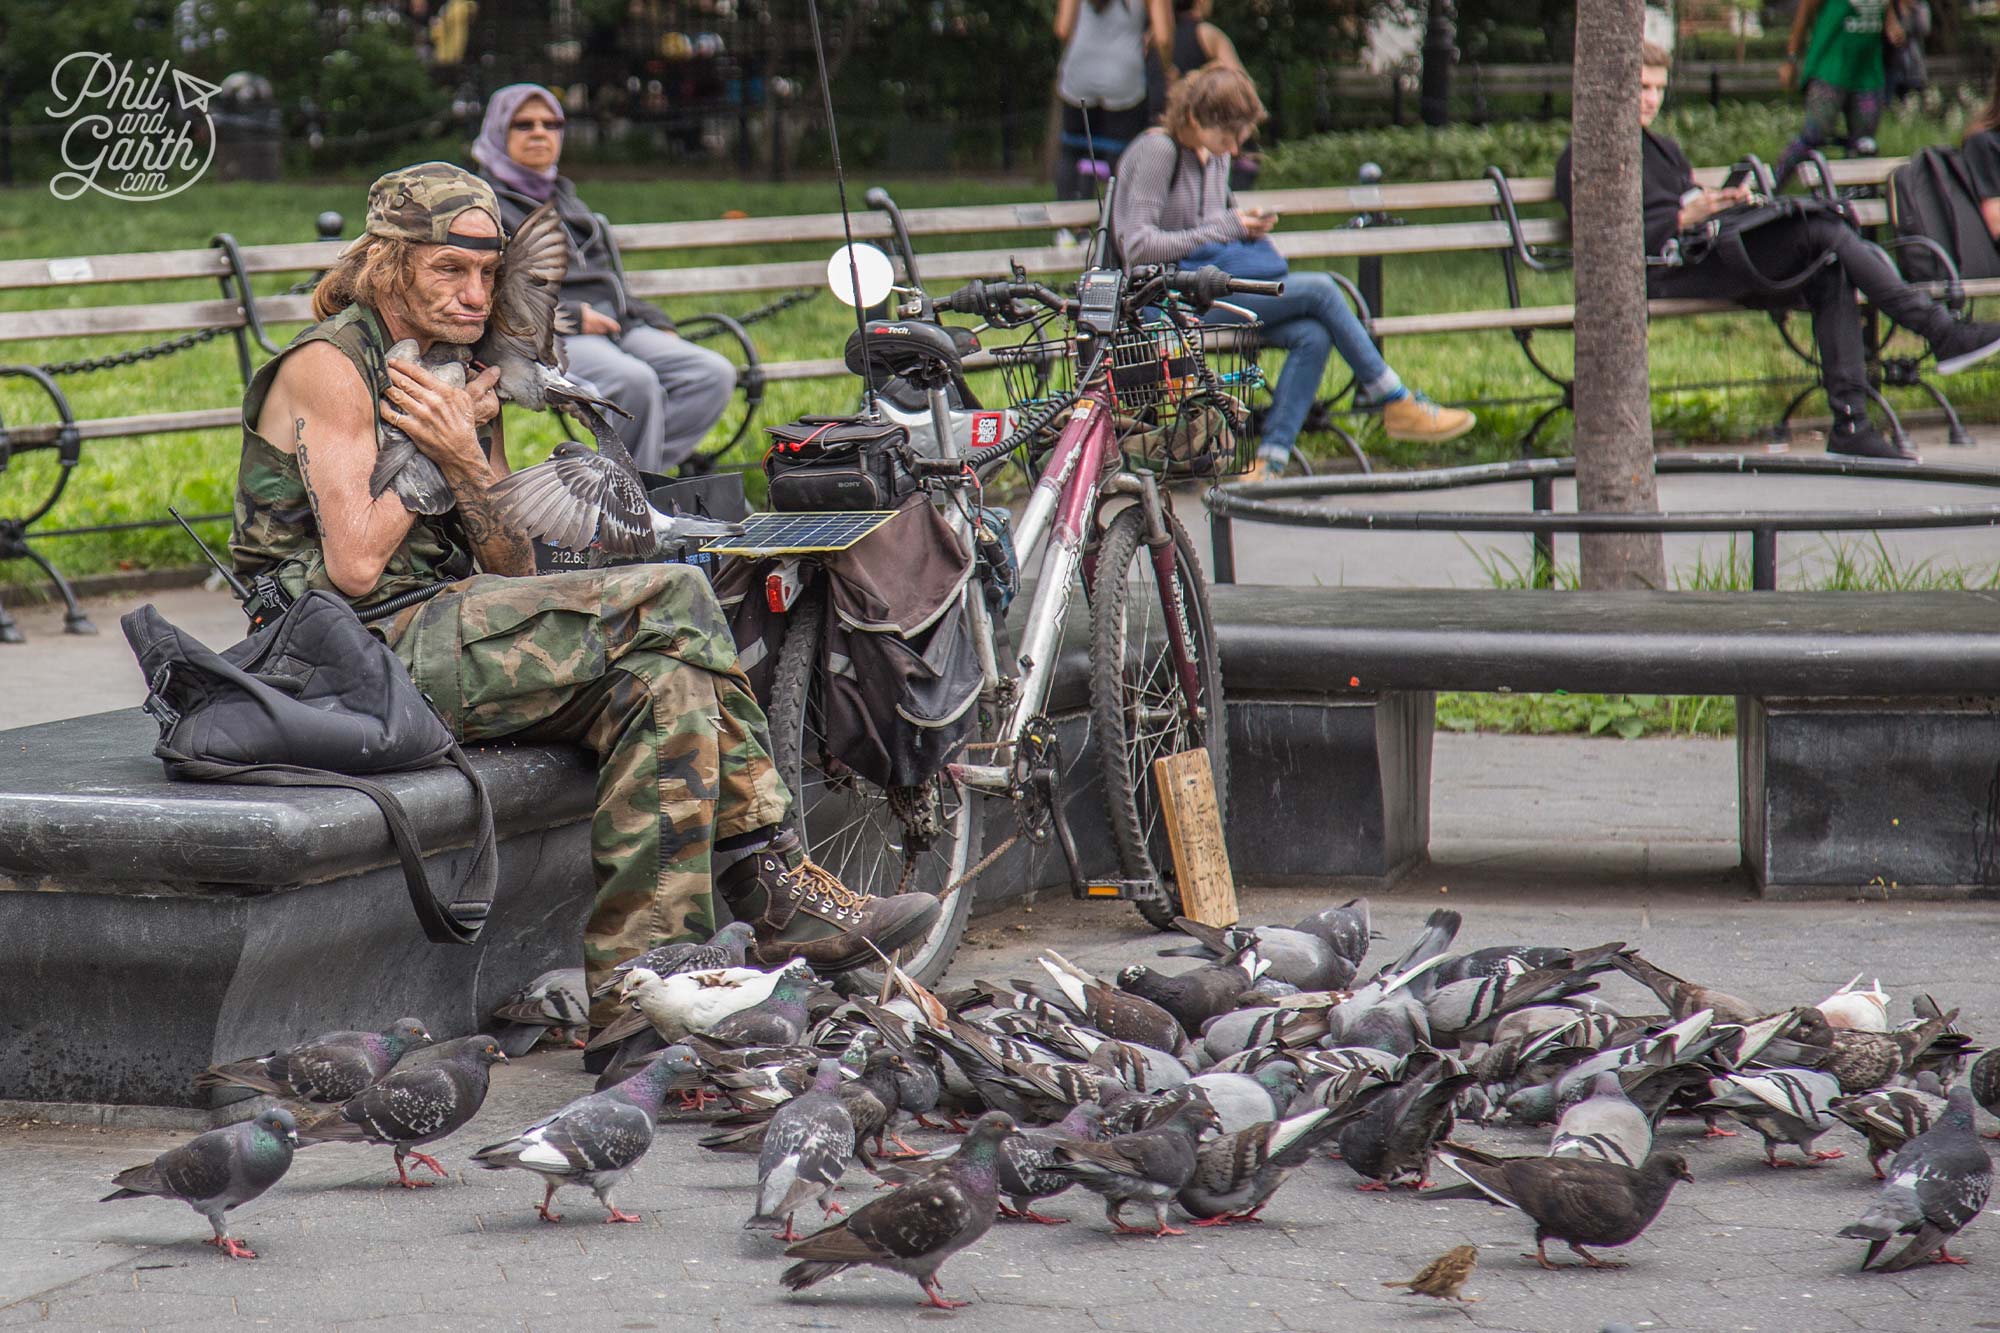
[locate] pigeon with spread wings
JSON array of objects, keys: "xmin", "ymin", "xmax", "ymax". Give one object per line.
[{"xmin": 479, "ymin": 203, "xmax": 740, "ymax": 558}]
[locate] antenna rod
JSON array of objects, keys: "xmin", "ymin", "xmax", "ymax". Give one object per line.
[
  {"xmin": 805, "ymin": 0, "xmax": 877, "ymax": 418},
  {"xmin": 168, "ymin": 507, "xmax": 252, "ymax": 602}
]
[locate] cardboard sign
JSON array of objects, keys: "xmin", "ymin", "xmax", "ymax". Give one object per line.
[{"xmin": 1152, "ymin": 747, "xmax": 1238, "ymax": 927}]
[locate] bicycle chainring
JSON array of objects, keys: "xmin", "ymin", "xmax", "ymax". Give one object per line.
[{"xmin": 1013, "ymin": 714, "xmax": 1061, "ymax": 846}]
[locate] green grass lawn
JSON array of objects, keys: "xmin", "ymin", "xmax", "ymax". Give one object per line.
[{"xmin": 5, "ymin": 170, "xmax": 2000, "ymax": 598}]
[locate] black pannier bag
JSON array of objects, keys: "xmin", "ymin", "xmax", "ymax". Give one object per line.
[
  {"xmin": 121, "ymin": 590, "xmax": 497, "ymax": 945},
  {"xmin": 719, "ymin": 498, "xmax": 981, "ymax": 793},
  {"xmin": 1890, "ymin": 146, "xmax": 2000, "ymax": 284},
  {"xmin": 762, "ymin": 414, "xmax": 917, "ymax": 512},
  {"xmin": 818, "ymin": 499, "xmax": 981, "ymax": 791}
]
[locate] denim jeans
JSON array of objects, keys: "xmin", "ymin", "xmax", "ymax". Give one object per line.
[{"xmin": 1204, "ymin": 270, "xmax": 1398, "ymax": 458}]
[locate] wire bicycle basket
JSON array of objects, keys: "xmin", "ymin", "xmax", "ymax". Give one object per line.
[
  {"xmin": 1105, "ymin": 315, "xmax": 1265, "ymax": 477},
  {"xmin": 984, "ymin": 306, "xmax": 1266, "ymax": 477}
]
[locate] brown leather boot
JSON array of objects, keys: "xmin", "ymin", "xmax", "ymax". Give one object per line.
[{"xmin": 715, "ymin": 830, "xmax": 941, "ymax": 973}]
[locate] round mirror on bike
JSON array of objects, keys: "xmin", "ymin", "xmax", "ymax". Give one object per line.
[{"xmin": 826, "ymin": 243, "xmax": 895, "ymax": 308}]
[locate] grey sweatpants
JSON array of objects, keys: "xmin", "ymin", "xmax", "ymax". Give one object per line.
[{"xmin": 563, "ymin": 323, "xmax": 737, "ymax": 473}]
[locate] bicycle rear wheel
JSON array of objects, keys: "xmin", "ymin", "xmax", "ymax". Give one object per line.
[
  {"xmin": 767, "ymin": 581, "xmax": 980, "ymax": 986},
  {"xmin": 1088, "ymin": 503, "xmax": 1229, "ymax": 931}
]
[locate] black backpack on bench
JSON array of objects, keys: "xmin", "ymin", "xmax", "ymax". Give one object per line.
[
  {"xmin": 121, "ymin": 589, "xmax": 497, "ymax": 945},
  {"xmin": 1889, "ymin": 146, "xmax": 2000, "ymax": 284}
]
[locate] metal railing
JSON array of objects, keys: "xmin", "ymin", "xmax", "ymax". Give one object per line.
[{"xmin": 1204, "ymin": 453, "xmax": 2000, "ymax": 590}]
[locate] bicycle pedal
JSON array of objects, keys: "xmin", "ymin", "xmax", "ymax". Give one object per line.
[{"xmin": 1070, "ymin": 879, "xmax": 1156, "ymax": 901}]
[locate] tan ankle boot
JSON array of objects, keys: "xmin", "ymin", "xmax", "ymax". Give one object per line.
[{"xmin": 1380, "ymin": 393, "xmax": 1475, "ymax": 444}]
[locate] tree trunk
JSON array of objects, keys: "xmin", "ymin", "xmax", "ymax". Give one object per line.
[
  {"xmin": 1419, "ymin": 0, "xmax": 1455, "ymax": 128},
  {"xmin": 1569, "ymin": 0, "xmax": 1665, "ymax": 591}
]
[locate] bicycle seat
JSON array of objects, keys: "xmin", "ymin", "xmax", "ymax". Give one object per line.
[{"xmin": 844, "ymin": 319, "xmax": 975, "ymax": 386}]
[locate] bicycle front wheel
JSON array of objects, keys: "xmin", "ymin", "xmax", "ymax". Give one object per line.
[
  {"xmin": 767, "ymin": 582, "xmax": 980, "ymax": 987},
  {"xmin": 1088, "ymin": 503, "xmax": 1229, "ymax": 931}
]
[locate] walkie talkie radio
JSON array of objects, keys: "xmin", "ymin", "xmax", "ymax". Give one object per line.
[
  {"xmin": 1074, "ymin": 268, "xmax": 1125, "ymax": 338},
  {"xmin": 169, "ymin": 508, "xmax": 294, "ymax": 631}
]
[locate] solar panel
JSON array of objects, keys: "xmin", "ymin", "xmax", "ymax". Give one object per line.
[{"xmin": 698, "ymin": 510, "xmax": 902, "ymax": 556}]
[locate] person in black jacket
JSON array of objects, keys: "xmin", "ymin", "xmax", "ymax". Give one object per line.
[
  {"xmin": 1556, "ymin": 43, "xmax": 2000, "ymax": 461},
  {"xmin": 471, "ymin": 84, "xmax": 736, "ymax": 474}
]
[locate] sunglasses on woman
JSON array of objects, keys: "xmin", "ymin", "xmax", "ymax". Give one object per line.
[{"xmin": 511, "ymin": 117, "xmax": 563, "ymax": 132}]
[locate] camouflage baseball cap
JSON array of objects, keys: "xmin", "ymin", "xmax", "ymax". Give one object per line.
[{"xmin": 346, "ymin": 162, "xmax": 503, "ymax": 254}]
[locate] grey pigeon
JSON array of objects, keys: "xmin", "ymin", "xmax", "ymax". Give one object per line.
[
  {"xmin": 297, "ymin": 1035, "xmax": 507, "ymax": 1188},
  {"xmin": 1364, "ymin": 908, "xmax": 1461, "ymax": 985},
  {"xmin": 1971, "ymin": 1048, "xmax": 2000, "ymax": 1137},
  {"xmin": 1701, "ymin": 1068, "xmax": 1846, "ymax": 1167},
  {"xmin": 751, "ymin": 1058, "xmax": 857, "ymax": 1241},
  {"xmin": 490, "ymin": 967, "xmax": 589, "ymax": 1056},
  {"xmin": 1435, "ymin": 1148, "xmax": 1693, "ymax": 1269},
  {"xmin": 600, "ymin": 921, "xmax": 758, "ymax": 996},
  {"xmin": 1198, "ymin": 1004, "xmax": 1334, "ymax": 1064},
  {"xmin": 101, "ymin": 1108, "xmax": 299, "ymax": 1259},
  {"xmin": 490, "ymin": 436, "xmax": 744, "ymax": 557},
  {"xmin": 1045, "ymin": 1095, "xmax": 1221, "ymax": 1236},
  {"xmin": 1610, "ymin": 952, "xmax": 1760, "ymax": 1025},
  {"xmin": 470, "ymin": 1047, "xmax": 680, "ymax": 1222},
  {"xmin": 1164, "ymin": 916, "xmax": 1355, "ymax": 991},
  {"xmin": 1420, "ymin": 943, "xmax": 1625, "ymax": 1046},
  {"xmin": 1189, "ymin": 1064, "xmax": 1304, "ymax": 1134},
  {"xmin": 1290, "ymin": 897, "xmax": 1375, "ymax": 966},
  {"xmin": 1551, "ymin": 1072, "xmax": 1652, "ymax": 1167},
  {"xmin": 1031, "ymin": 951, "xmax": 1190, "ymax": 1054},
  {"xmin": 368, "ymin": 340, "xmax": 466, "ymax": 513},
  {"xmin": 995, "ymin": 1102, "xmax": 1106, "ymax": 1223},
  {"xmin": 780, "ymin": 1111, "xmax": 1022, "ymax": 1310},
  {"xmin": 707, "ymin": 967, "xmax": 818, "ymax": 1048},
  {"xmin": 1176, "ymin": 1107, "xmax": 1342, "ymax": 1225},
  {"xmin": 196, "ymin": 1018, "xmax": 432, "ymax": 1104},
  {"xmin": 1838, "ymin": 1085, "xmax": 1993, "ymax": 1270},
  {"xmin": 472, "ymin": 204, "xmax": 627, "ymax": 426},
  {"xmin": 1336, "ymin": 1051, "xmax": 1475, "ymax": 1190},
  {"xmin": 1830, "ymin": 1074, "xmax": 1951, "ymax": 1178},
  {"xmin": 1118, "ymin": 950, "xmax": 1269, "ymax": 1038},
  {"xmin": 1790, "ymin": 1007, "xmax": 1962, "ymax": 1094},
  {"xmin": 1431, "ymin": 944, "xmax": 1577, "ymax": 988}
]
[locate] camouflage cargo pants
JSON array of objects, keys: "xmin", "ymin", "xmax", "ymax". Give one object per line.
[{"xmin": 382, "ymin": 565, "xmax": 790, "ymax": 1011}]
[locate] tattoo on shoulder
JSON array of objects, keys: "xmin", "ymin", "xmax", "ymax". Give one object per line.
[{"xmin": 294, "ymin": 417, "xmax": 328, "ymax": 533}]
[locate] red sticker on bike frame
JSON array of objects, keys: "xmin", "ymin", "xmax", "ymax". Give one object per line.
[{"xmin": 970, "ymin": 411, "xmax": 1005, "ymax": 447}]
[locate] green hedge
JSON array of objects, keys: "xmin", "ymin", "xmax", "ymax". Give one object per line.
[{"xmin": 1262, "ymin": 83, "xmax": 1993, "ymax": 188}]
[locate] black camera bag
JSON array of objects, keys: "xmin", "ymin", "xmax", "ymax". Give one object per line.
[{"xmin": 762, "ymin": 414, "xmax": 915, "ymax": 511}]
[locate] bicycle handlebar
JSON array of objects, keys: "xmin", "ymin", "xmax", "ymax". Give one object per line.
[{"xmin": 938, "ymin": 264, "xmax": 1280, "ymax": 323}]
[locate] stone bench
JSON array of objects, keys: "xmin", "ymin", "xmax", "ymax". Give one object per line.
[
  {"xmin": 0, "ymin": 709, "xmax": 595, "ymax": 1111},
  {"xmin": 1173, "ymin": 584, "xmax": 2000, "ymax": 900}
]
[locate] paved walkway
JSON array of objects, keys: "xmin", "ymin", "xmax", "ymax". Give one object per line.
[{"xmin": 4, "ymin": 884, "xmax": 1993, "ymax": 1333}]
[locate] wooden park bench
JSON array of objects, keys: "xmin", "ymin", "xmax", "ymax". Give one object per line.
[{"xmin": 2, "ymin": 153, "xmax": 1987, "ymax": 637}]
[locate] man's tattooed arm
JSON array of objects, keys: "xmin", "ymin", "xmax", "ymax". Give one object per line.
[
  {"xmin": 451, "ymin": 476, "xmax": 537, "ymax": 577},
  {"xmin": 294, "ymin": 416, "xmax": 328, "ymax": 532}
]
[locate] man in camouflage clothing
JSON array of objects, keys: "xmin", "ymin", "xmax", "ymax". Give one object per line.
[{"xmin": 232, "ymin": 162, "xmax": 939, "ymax": 1025}]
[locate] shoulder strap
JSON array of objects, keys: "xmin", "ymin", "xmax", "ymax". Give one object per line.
[{"xmin": 161, "ymin": 743, "xmax": 496, "ymax": 945}]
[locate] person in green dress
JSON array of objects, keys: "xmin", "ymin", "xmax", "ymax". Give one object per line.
[{"xmin": 1776, "ymin": 0, "xmax": 1906, "ymax": 187}]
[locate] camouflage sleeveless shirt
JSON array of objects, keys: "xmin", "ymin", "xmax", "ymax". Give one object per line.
[{"xmin": 230, "ymin": 302, "xmax": 477, "ymax": 615}]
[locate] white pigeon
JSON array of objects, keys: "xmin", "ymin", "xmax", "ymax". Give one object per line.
[
  {"xmin": 1818, "ymin": 974, "xmax": 1892, "ymax": 1033},
  {"xmin": 619, "ymin": 960, "xmax": 808, "ymax": 1043}
]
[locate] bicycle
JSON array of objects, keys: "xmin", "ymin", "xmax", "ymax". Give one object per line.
[{"xmin": 760, "ymin": 222, "xmax": 1278, "ymax": 985}]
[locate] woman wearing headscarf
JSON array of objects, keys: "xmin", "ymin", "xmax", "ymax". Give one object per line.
[{"xmin": 470, "ymin": 83, "xmax": 736, "ymax": 474}]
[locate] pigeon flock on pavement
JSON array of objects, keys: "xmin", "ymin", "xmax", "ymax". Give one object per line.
[{"xmin": 104, "ymin": 902, "xmax": 1999, "ymax": 1311}]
